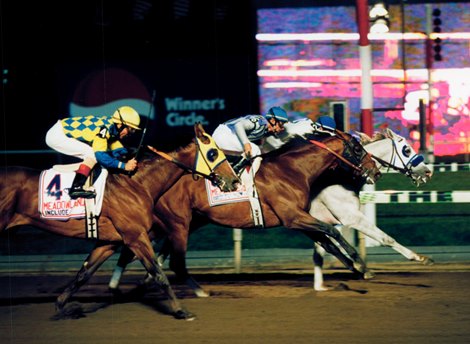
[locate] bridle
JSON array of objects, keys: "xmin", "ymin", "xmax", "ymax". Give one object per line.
[
  {"xmin": 147, "ymin": 133, "xmax": 233, "ymax": 189},
  {"xmin": 369, "ymin": 138, "xmax": 424, "ymax": 183}
]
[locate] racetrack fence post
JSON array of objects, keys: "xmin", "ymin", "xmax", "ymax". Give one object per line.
[{"xmin": 233, "ymin": 228, "xmax": 243, "ymax": 273}]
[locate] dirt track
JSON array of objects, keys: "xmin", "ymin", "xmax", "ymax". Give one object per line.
[{"xmin": 1, "ymin": 263, "xmax": 470, "ymax": 344}]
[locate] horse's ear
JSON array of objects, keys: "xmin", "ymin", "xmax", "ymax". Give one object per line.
[
  {"xmin": 355, "ymin": 131, "xmax": 370, "ymax": 144},
  {"xmin": 194, "ymin": 122, "xmax": 205, "ymax": 137},
  {"xmin": 383, "ymin": 128, "xmax": 394, "ymax": 139}
]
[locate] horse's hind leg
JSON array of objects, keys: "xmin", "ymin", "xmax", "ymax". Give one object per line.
[
  {"xmin": 108, "ymin": 239, "xmax": 170, "ymax": 290},
  {"xmin": 56, "ymin": 242, "xmax": 118, "ymax": 312},
  {"xmin": 312, "ymin": 243, "xmax": 329, "ymax": 291},
  {"xmin": 349, "ymin": 222, "xmax": 435, "ymax": 265},
  {"xmin": 108, "ymin": 245, "xmax": 136, "ymax": 290}
]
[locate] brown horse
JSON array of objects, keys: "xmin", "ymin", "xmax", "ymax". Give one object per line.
[
  {"xmin": 0, "ymin": 123, "xmax": 239, "ymax": 319},
  {"xmin": 110, "ymin": 130, "xmax": 382, "ymax": 296}
]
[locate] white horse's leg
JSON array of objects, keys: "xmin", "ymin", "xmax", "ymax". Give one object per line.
[
  {"xmin": 109, "ymin": 266, "xmax": 124, "ymax": 289},
  {"xmin": 313, "ymin": 243, "xmax": 329, "ymax": 291},
  {"xmin": 318, "ymin": 186, "xmax": 433, "ymax": 264}
]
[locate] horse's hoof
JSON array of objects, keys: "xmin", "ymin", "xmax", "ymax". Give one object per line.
[
  {"xmin": 52, "ymin": 302, "xmax": 85, "ymax": 320},
  {"xmin": 174, "ymin": 309, "xmax": 197, "ymax": 321},
  {"xmin": 363, "ymin": 271, "xmax": 375, "ymax": 280},
  {"xmin": 314, "ymin": 285, "xmax": 330, "ymax": 292},
  {"xmin": 194, "ymin": 289, "xmax": 210, "ymax": 298},
  {"xmin": 419, "ymin": 256, "xmax": 435, "ymax": 266}
]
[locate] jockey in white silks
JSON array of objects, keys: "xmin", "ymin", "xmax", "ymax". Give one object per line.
[{"xmin": 212, "ymin": 107, "xmax": 289, "ymax": 185}]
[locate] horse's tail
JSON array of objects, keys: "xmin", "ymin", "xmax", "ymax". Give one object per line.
[{"xmin": 0, "ymin": 166, "xmax": 39, "ymax": 231}]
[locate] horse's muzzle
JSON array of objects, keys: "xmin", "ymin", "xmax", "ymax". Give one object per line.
[
  {"xmin": 363, "ymin": 169, "xmax": 382, "ymax": 184},
  {"xmin": 211, "ymin": 173, "xmax": 240, "ymax": 192}
]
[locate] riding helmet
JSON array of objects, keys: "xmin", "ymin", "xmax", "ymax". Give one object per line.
[
  {"xmin": 317, "ymin": 116, "xmax": 336, "ymax": 130},
  {"xmin": 112, "ymin": 106, "xmax": 141, "ymax": 130},
  {"xmin": 266, "ymin": 107, "xmax": 289, "ymax": 123}
]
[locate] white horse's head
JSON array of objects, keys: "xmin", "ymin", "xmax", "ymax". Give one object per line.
[{"xmin": 357, "ymin": 128, "xmax": 432, "ymax": 186}]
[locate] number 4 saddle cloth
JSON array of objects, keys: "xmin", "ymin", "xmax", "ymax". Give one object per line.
[{"xmin": 38, "ymin": 166, "xmax": 107, "ymax": 220}]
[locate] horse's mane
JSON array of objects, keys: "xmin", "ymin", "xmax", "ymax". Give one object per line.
[
  {"xmin": 261, "ymin": 135, "xmax": 313, "ymax": 159},
  {"xmin": 354, "ymin": 130, "xmax": 387, "ymax": 145}
]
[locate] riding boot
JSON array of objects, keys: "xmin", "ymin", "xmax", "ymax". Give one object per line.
[
  {"xmin": 232, "ymin": 157, "xmax": 251, "ymax": 175},
  {"xmin": 69, "ymin": 171, "xmax": 96, "ymax": 199}
]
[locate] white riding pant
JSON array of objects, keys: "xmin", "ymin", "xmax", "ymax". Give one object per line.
[
  {"xmin": 213, "ymin": 124, "xmax": 262, "ymax": 177},
  {"xmin": 212, "ymin": 124, "xmax": 261, "ymax": 157},
  {"xmin": 45, "ymin": 120, "xmax": 97, "ymax": 164}
]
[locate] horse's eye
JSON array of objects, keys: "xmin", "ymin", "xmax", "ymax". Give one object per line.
[
  {"xmin": 207, "ymin": 148, "xmax": 219, "ymax": 162},
  {"xmin": 402, "ymin": 146, "xmax": 411, "ymax": 157},
  {"xmin": 353, "ymin": 145, "xmax": 362, "ymax": 155}
]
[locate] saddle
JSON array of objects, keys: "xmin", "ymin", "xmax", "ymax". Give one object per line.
[{"xmin": 38, "ymin": 164, "xmax": 108, "ymax": 239}]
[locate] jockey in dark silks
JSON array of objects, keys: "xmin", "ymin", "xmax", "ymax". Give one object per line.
[{"xmin": 212, "ymin": 106, "xmax": 290, "ymax": 175}]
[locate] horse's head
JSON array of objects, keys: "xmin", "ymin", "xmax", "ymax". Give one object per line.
[
  {"xmin": 359, "ymin": 128, "xmax": 432, "ymax": 186},
  {"xmin": 194, "ymin": 123, "xmax": 240, "ymax": 192},
  {"xmin": 334, "ymin": 130, "xmax": 382, "ymax": 185}
]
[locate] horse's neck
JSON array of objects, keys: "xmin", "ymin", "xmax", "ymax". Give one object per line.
[
  {"xmin": 263, "ymin": 141, "xmax": 339, "ymax": 189},
  {"xmin": 135, "ymin": 144, "xmax": 195, "ymax": 200}
]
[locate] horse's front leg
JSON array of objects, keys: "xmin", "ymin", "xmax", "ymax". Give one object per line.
[
  {"xmin": 56, "ymin": 242, "xmax": 118, "ymax": 313},
  {"xmin": 340, "ymin": 212, "xmax": 434, "ymax": 265},
  {"xmin": 317, "ymin": 188, "xmax": 433, "ymax": 265},
  {"xmin": 124, "ymin": 231, "xmax": 195, "ymax": 320},
  {"xmin": 165, "ymin": 232, "xmax": 210, "ymax": 298}
]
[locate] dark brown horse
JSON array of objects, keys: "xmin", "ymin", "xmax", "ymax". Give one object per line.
[
  {"xmin": 0, "ymin": 123, "xmax": 239, "ymax": 319},
  {"xmin": 110, "ymin": 131, "xmax": 382, "ymax": 296}
]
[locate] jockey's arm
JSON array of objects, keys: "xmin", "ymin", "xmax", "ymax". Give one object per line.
[
  {"xmin": 234, "ymin": 119, "xmax": 255, "ymax": 157},
  {"xmin": 92, "ymin": 135, "xmax": 128, "ymax": 170}
]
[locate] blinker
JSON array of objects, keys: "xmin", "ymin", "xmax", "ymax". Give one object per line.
[
  {"xmin": 410, "ymin": 155, "xmax": 424, "ymax": 167},
  {"xmin": 207, "ymin": 148, "xmax": 219, "ymax": 163}
]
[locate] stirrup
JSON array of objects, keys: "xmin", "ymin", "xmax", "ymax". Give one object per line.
[{"xmin": 69, "ymin": 188, "xmax": 96, "ymax": 199}]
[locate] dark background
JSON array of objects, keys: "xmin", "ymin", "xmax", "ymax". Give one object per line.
[
  {"xmin": 3, "ymin": 0, "xmax": 460, "ymax": 162},
  {"xmin": 1, "ymin": 0, "xmax": 259, "ymax": 167}
]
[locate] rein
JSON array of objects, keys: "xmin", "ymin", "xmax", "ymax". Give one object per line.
[
  {"xmin": 370, "ymin": 154, "xmax": 407, "ymax": 174},
  {"xmin": 147, "ymin": 145, "xmax": 218, "ymax": 181},
  {"xmin": 308, "ymin": 139, "xmax": 365, "ymax": 174}
]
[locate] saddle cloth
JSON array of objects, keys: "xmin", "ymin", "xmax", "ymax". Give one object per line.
[
  {"xmin": 204, "ymin": 171, "xmax": 265, "ymax": 228},
  {"xmin": 38, "ymin": 167, "xmax": 107, "ymax": 220},
  {"xmin": 205, "ymin": 179, "xmax": 249, "ymax": 206}
]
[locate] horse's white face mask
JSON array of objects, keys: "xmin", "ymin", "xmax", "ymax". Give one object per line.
[{"xmin": 376, "ymin": 129, "xmax": 432, "ymax": 186}]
